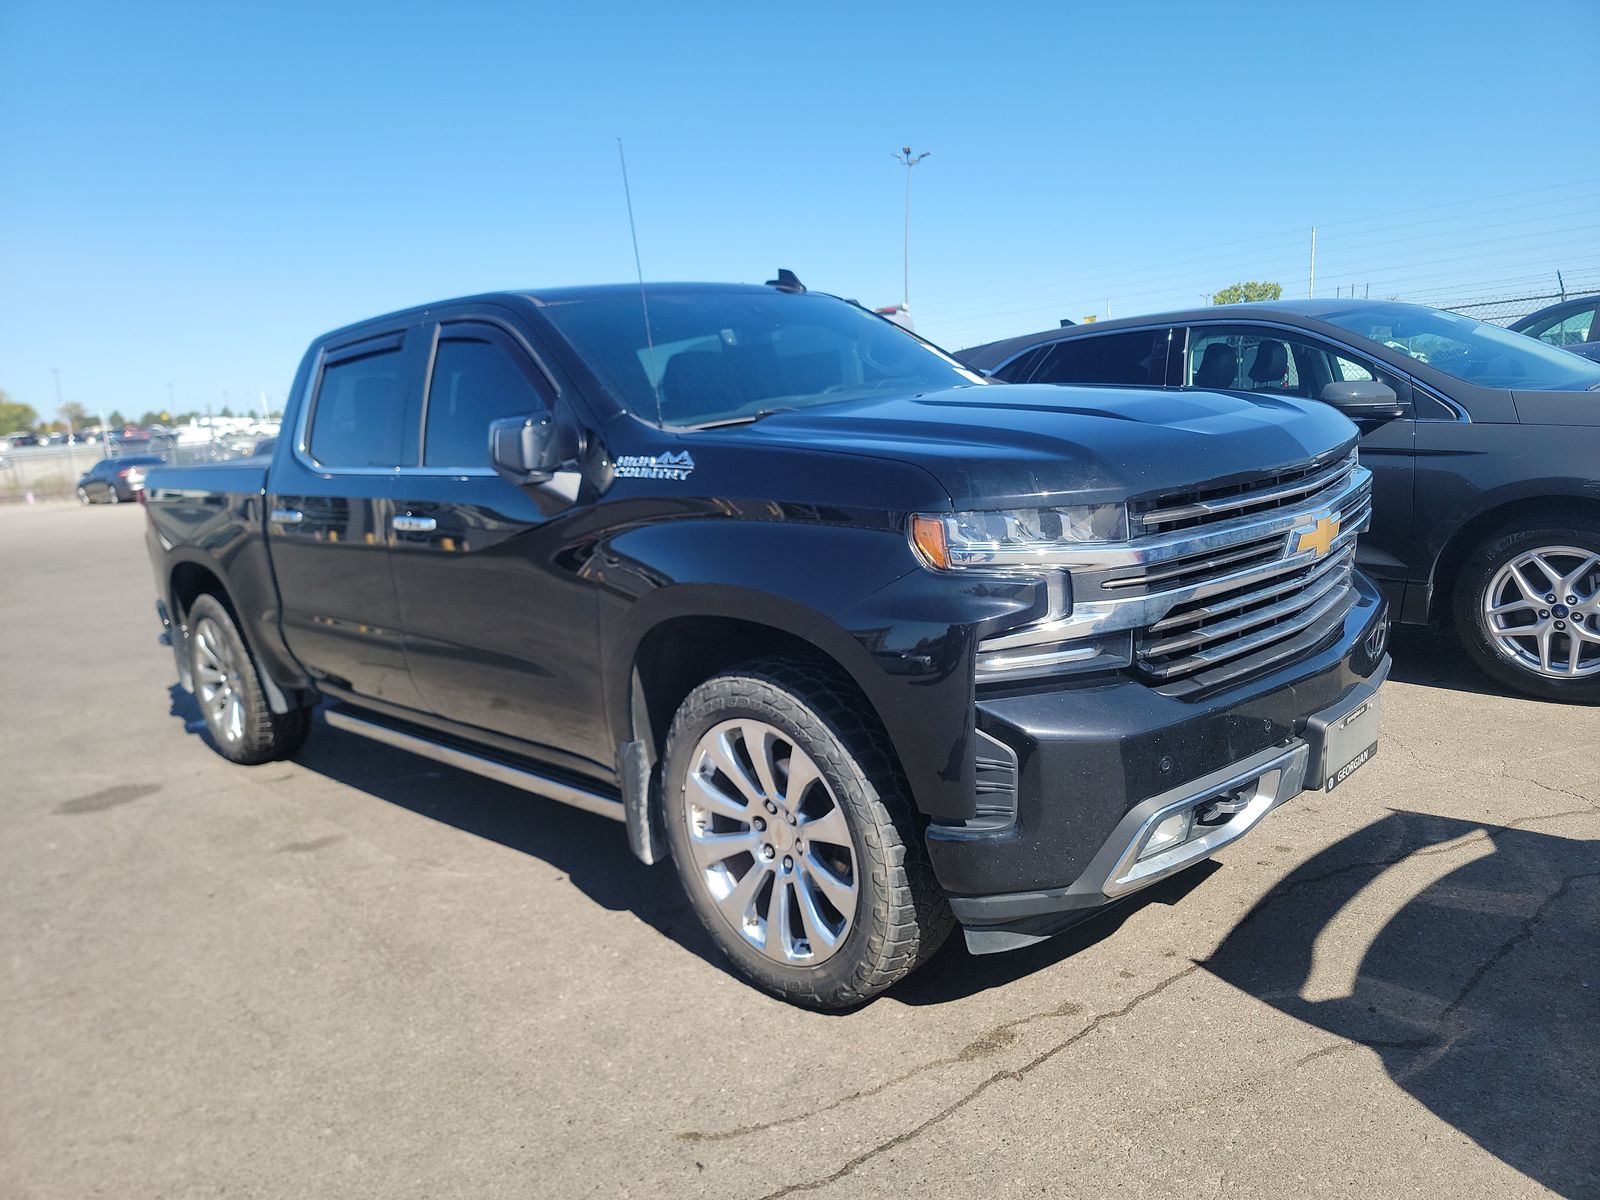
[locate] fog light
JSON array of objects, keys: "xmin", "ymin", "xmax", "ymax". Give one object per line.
[{"xmin": 1139, "ymin": 809, "xmax": 1192, "ymax": 860}]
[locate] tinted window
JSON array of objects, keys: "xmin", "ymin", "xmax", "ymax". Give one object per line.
[
  {"xmin": 1030, "ymin": 330, "xmax": 1169, "ymax": 386},
  {"xmin": 991, "ymin": 344, "xmax": 1049, "ymax": 383},
  {"xmin": 309, "ymin": 344, "xmax": 408, "ymax": 468},
  {"xmin": 539, "ymin": 289, "xmax": 982, "ymax": 427},
  {"xmin": 424, "ymin": 329, "xmax": 550, "ymax": 468}
]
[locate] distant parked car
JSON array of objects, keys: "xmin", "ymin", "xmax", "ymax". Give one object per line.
[
  {"xmin": 962, "ymin": 299, "xmax": 1600, "ymax": 703},
  {"xmin": 3, "ymin": 432, "xmax": 41, "ymax": 448},
  {"xmin": 1509, "ymin": 294, "xmax": 1600, "ymax": 362},
  {"xmin": 75, "ymin": 454, "xmax": 166, "ymax": 504}
]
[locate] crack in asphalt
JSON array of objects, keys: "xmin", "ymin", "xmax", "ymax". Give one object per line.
[
  {"xmin": 1498, "ymin": 769, "xmax": 1600, "ymax": 812},
  {"xmin": 751, "ymin": 964, "xmax": 1202, "ymax": 1200},
  {"xmin": 677, "ymin": 998, "xmax": 1086, "ymax": 1144},
  {"xmin": 732, "ymin": 801, "xmax": 1598, "ymax": 1199}
]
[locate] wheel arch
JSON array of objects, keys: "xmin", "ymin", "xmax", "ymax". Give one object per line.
[
  {"xmin": 165, "ymin": 553, "xmax": 303, "ymax": 715},
  {"xmin": 1428, "ymin": 493, "xmax": 1600, "ymax": 623}
]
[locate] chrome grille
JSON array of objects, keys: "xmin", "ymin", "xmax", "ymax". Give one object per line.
[
  {"xmin": 974, "ymin": 453, "xmax": 1374, "ymax": 694},
  {"xmin": 1130, "ymin": 460, "xmax": 1371, "ymax": 690},
  {"xmin": 1134, "ymin": 451, "xmax": 1358, "ymax": 534}
]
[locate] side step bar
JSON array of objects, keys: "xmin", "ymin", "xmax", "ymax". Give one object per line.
[{"xmin": 323, "ymin": 707, "xmax": 625, "ymax": 823}]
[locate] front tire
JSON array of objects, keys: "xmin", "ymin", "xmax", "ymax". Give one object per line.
[
  {"xmin": 1453, "ymin": 516, "xmax": 1600, "ymax": 704},
  {"xmin": 76, "ymin": 487, "xmax": 89, "ymax": 505},
  {"xmin": 661, "ymin": 660, "xmax": 952, "ymax": 1008},
  {"xmin": 187, "ymin": 594, "xmax": 312, "ymax": 763}
]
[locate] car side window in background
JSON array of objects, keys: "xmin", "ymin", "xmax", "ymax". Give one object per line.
[
  {"xmin": 308, "ymin": 343, "xmax": 408, "ymax": 468},
  {"xmin": 423, "ymin": 327, "xmax": 550, "ymax": 468},
  {"xmin": 991, "ymin": 344, "xmax": 1049, "ymax": 383},
  {"xmin": 1029, "ymin": 330, "xmax": 1169, "ymax": 386},
  {"xmin": 1188, "ymin": 330, "xmax": 1342, "ymax": 399},
  {"xmin": 1524, "ymin": 304, "xmax": 1596, "ymax": 347}
]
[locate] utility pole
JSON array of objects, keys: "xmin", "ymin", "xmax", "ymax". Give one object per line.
[
  {"xmin": 52, "ymin": 368, "xmax": 67, "ymax": 434},
  {"xmin": 891, "ymin": 146, "xmax": 930, "ymax": 311},
  {"xmin": 1308, "ymin": 226, "xmax": 1317, "ymax": 299}
]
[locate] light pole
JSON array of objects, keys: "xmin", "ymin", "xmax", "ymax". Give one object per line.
[{"xmin": 892, "ymin": 146, "xmax": 930, "ymax": 311}]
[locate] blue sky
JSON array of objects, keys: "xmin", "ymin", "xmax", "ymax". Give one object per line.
[{"xmin": 2, "ymin": 0, "xmax": 1597, "ymax": 421}]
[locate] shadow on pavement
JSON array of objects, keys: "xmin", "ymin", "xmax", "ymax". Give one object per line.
[
  {"xmin": 1200, "ymin": 809, "xmax": 1598, "ymax": 1198},
  {"xmin": 1385, "ymin": 623, "xmax": 1501, "ymax": 697},
  {"xmin": 168, "ymin": 687, "xmax": 726, "ymax": 978}
]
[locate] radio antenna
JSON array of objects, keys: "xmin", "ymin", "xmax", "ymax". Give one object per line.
[{"xmin": 617, "ymin": 138, "xmax": 664, "ymax": 427}]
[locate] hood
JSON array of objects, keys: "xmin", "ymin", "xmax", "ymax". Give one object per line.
[{"xmin": 728, "ymin": 384, "xmax": 1358, "ymax": 510}]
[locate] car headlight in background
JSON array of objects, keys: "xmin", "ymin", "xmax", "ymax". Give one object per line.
[{"xmin": 909, "ymin": 503, "xmax": 1132, "ymax": 683}]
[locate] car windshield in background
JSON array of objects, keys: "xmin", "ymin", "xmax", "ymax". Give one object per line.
[
  {"xmin": 1322, "ymin": 304, "xmax": 1600, "ymax": 392},
  {"xmin": 540, "ymin": 289, "xmax": 984, "ymax": 428}
]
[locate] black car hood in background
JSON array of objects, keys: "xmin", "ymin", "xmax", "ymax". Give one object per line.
[{"xmin": 727, "ymin": 384, "xmax": 1358, "ymax": 510}]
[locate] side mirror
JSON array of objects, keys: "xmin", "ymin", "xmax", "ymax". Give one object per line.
[
  {"xmin": 1319, "ymin": 380, "xmax": 1405, "ymax": 420},
  {"xmin": 489, "ymin": 413, "xmax": 565, "ymax": 484}
]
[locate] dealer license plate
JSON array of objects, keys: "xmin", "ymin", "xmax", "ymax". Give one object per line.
[{"xmin": 1322, "ymin": 693, "xmax": 1381, "ymax": 792}]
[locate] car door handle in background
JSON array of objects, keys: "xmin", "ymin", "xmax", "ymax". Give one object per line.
[
  {"xmin": 392, "ymin": 515, "xmax": 437, "ymax": 533},
  {"xmin": 270, "ymin": 508, "xmax": 304, "ymax": 525}
]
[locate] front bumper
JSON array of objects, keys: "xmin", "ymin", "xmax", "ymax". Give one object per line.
[{"xmin": 929, "ymin": 570, "xmax": 1390, "ymax": 952}]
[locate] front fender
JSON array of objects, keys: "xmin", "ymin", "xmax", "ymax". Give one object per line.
[{"xmin": 595, "ymin": 516, "xmax": 1039, "ymax": 821}]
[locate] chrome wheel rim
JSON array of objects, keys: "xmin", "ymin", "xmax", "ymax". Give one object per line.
[
  {"xmin": 193, "ymin": 617, "xmax": 247, "ymax": 743},
  {"xmin": 683, "ymin": 719, "xmax": 859, "ymax": 967},
  {"xmin": 1482, "ymin": 545, "xmax": 1600, "ymax": 679}
]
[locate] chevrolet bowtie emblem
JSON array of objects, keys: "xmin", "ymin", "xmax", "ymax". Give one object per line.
[{"xmin": 1294, "ymin": 513, "xmax": 1341, "ymax": 559}]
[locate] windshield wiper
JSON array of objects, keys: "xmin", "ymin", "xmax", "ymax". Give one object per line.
[{"xmin": 680, "ymin": 407, "xmax": 796, "ymax": 430}]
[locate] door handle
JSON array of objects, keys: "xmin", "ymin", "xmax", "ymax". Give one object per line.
[
  {"xmin": 270, "ymin": 507, "xmax": 304, "ymax": 525},
  {"xmin": 392, "ymin": 515, "xmax": 437, "ymax": 533}
]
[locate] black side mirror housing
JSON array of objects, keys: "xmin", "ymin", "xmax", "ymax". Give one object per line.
[
  {"xmin": 1319, "ymin": 380, "xmax": 1405, "ymax": 420},
  {"xmin": 489, "ymin": 413, "xmax": 573, "ymax": 484}
]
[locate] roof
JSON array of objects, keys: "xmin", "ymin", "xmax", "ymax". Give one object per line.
[
  {"xmin": 312, "ymin": 282, "xmax": 806, "ymax": 345},
  {"xmin": 959, "ymin": 298, "xmax": 1428, "ymax": 370}
]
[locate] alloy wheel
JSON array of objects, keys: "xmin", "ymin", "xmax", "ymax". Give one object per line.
[
  {"xmin": 682, "ymin": 719, "xmax": 859, "ymax": 966},
  {"xmin": 1481, "ymin": 545, "xmax": 1600, "ymax": 678},
  {"xmin": 193, "ymin": 617, "xmax": 247, "ymax": 743}
]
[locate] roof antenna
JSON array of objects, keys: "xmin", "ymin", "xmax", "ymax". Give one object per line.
[{"xmin": 617, "ymin": 138, "xmax": 664, "ymax": 426}]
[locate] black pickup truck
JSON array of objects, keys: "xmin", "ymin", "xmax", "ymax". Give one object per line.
[{"xmin": 144, "ymin": 278, "xmax": 1390, "ymax": 1007}]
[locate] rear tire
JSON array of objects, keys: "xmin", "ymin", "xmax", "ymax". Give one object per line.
[
  {"xmin": 76, "ymin": 487, "xmax": 89, "ymax": 505},
  {"xmin": 187, "ymin": 594, "xmax": 313, "ymax": 763},
  {"xmin": 1452, "ymin": 515, "xmax": 1600, "ymax": 704},
  {"xmin": 106, "ymin": 487, "xmax": 120, "ymax": 505},
  {"xmin": 661, "ymin": 659, "xmax": 952, "ymax": 1008}
]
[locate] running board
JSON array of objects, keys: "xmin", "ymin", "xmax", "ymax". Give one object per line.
[{"xmin": 323, "ymin": 707, "xmax": 625, "ymax": 823}]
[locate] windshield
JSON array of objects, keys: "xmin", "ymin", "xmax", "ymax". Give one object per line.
[
  {"xmin": 1321, "ymin": 303, "xmax": 1600, "ymax": 391},
  {"xmin": 540, "ymin": 289, "xmax": 984, "ymax": 427}
]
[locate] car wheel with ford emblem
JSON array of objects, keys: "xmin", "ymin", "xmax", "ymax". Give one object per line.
[{"xmin": 1454, "ymin": 514, "xmax": 1600, "ymax": 704}]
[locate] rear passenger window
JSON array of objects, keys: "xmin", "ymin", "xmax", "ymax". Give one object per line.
[
  {"xmin": 309, "ymin": 344, "xmax": 408, "ymax": 468},
  {"xmin": 423, "ymin": 326, "xmax": 550, "ymax": 468},
  {"xmin": 1030, "ymin": 331, "xmax": 1169, "ymax": 386}
]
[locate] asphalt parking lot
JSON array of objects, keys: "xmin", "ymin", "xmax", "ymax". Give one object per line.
[{"xmin": 2, "ymin": 501, "xmax": 1595, "ymax": 1200}]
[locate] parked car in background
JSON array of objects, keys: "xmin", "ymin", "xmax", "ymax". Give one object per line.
[
  {"xmin": 4, "ymin": 431, "xmax": 42, "ymax": 448},
  {"xmin": 76, "ymin": 454, "xmax": 166, "ymax": 504},
  {"xmin": 962, "ymin": 300, "xmax": 1600, "ymax": 703},
  {"xmin": 1509, "ymin": 294, "xmax": 1600, "ymax": 362}
]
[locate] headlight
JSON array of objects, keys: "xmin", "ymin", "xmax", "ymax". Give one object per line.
[
  {"xmin": 909, "ymin": 503, "xmax": 1126, "ymax": 571},
  {"xmin": 909, "ymin": 504, "xmax": 1132, "ymax": 683}
]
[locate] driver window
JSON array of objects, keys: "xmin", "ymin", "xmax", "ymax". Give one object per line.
[{"xmin": 423, "ymin": 325, "xmax": 552, "ymax": 468}]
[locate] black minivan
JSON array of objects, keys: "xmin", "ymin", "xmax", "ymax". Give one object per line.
[{"xmin": 962, "ymin": 300, "xmax": 1600, "ymax": 704}]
